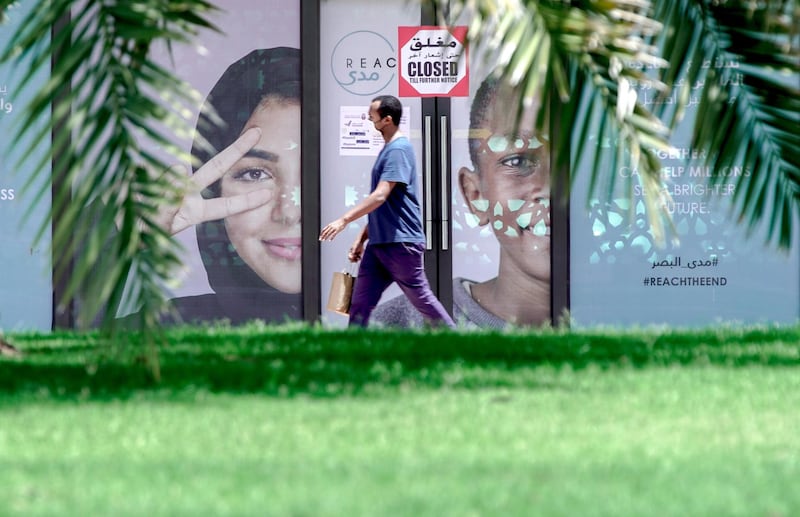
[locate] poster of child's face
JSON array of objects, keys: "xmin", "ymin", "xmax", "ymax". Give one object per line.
[
  {"xmin": 449, "ymin": 62, "xmax": 552, "ymax": 327},
  {"xmin": 459, "ymin": 81, "xmax": 551, "ymax": 283}
]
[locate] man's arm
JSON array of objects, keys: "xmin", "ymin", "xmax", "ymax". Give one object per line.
[{"xmin": 319, "ymin": 180, "xmax": 395, "ymax": 241}]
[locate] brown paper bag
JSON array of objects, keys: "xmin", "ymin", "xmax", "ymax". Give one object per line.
[{"xmin": 326, "ymin": 271, "xmax": 355, "ymax": 315}]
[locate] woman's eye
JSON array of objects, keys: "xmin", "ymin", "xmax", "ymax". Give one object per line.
[{"xmin": 232, "ymin": 167, "xmax": 274, "ymax": 182}]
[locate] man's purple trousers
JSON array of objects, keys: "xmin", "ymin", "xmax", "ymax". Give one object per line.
[{"xmin": 348, "ymin": 242, "xmax": 456, "ymax": 328}]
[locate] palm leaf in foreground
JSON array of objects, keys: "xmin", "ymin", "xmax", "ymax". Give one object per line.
[
  {"xmin": 433, "ymin": 0, "xmax": 799, "ymax": 247},
  {"xmin": 0, "ymin": 1, "xmax": 219, "ymax": 356},
  {"xmin": 436, "ymin": 0, "xmax": 677, "ymax": 243},
  {"xmin": 654, "ymin": 0, "xmax": 800, "ymax": 248}
]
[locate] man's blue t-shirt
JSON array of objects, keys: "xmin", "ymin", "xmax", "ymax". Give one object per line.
[{"xmin": 367, "ymin": 136, "xmax": 425, "ymax": 244}]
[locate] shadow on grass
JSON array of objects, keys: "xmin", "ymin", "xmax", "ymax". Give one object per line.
[{"xmin": 1, "ymin": 325, "xmax": 799, "ymax": 399}]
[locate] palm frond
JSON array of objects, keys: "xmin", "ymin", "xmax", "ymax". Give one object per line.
[
  {"xmin": 437, "ymin": 0, "xmax": 678, "ymax": 243},
  {"xmin": 433, "ymin": 0, "xmax": 799, "ymax": 247},
  {"xmin": 0, "ymin": 0, "xmax": 220, "ymax": 343},
  {"xmin": 654, "ymin": 0, "xmax": 800, "ymax": 248}
]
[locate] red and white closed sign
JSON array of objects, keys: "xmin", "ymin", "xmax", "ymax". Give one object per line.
[{"xmin": 398, "ymin": 26, "xmax": 468, "ymax": 98}]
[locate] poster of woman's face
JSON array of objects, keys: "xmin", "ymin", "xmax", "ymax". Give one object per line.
[
  {"xmin": 135, "ymin": 1, "xmax": 303, "ymax": 325},
  {"xmin": 219, "ymin": 96, "xmax": 303, "ymax": 294}
]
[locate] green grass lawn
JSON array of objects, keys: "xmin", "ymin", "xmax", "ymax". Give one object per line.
[{"xmin": 1, "ymin": 324, "xmax": 799, "ymax": 516}]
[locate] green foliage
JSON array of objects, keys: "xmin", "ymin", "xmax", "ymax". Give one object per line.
[
  {"xmin": 0, "ymin": 0, "xmax": 797, "ymax": 355},
  {"xmin": 2, "ymin": 323, "xmax": 799, "ymax": 396},
  {"xmin": 433, "ymin": 0, "xmax": 800, "ymax": 246},
  {"xmin": 435, "ymin": 0, "xmax": 680, "ymax": 242},
  {"xmin": 0, "ymin": 0, "xmax": 219, "ymax": 336},
  {"xmin": 654, "ymin": 0, "xmax": 800, "ymax": 247}
]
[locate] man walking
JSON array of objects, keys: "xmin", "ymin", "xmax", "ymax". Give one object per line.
[{"xmin": 319, "ymin": 95, "xmax": 455, "ymax": 328}]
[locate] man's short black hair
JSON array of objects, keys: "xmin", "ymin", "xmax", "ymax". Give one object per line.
[{"xmin": 371, "ymin": 95, "xmax": 403, "ymax": 126}]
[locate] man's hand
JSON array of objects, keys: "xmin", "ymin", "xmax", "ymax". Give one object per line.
[
  {"xmin": 348, "ymin": 239, "xmax": 364, "ymax": 262},
  {"xmin": 155, "ymin": 127, "xmax": 272, "ymax": 235},
  {"xmin": 319, "ymin": 217, "xmax": 347, "ymax": 242}
]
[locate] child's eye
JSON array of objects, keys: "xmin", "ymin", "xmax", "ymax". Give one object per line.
[{"xmin": 500, "ymin": 154, "xmax": 542, "ymax": 176}]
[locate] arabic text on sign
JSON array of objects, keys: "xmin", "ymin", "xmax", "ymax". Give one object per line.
[
  {"xmin": 409, "ymin": 37, "xmax": 458, "ymax": 51},
  {"xmin": 651, "ymin": 256, "xmax": 720, "ymax": 269}
]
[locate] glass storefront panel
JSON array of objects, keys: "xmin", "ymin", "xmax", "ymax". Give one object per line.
[
  {"xmin": 449, "ymin": 63, "xmax": 552, "ymax": 329},
  {"xmin": 320, "ymin": 1, "xmax": 555, "ymax": 329},
  {"xmin": 112, "ymin": 0, "xmax": 303, "ymax": 325},
  {"xmin": 569, "ymin": 63, "xmax": 800, "ymax": 326},
  {"xmin": 0, "ymin": 2, "xmax": 52, "ymax": 331},
  {"xmin": 319, "ymin": 0, "xmax": 422, "ymax": 327}
]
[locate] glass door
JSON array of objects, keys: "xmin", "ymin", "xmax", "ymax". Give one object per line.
[
  {"xmin": 319, "ymin": 0, "xmax": 555, "ymax": 329},
  {"xmin": 319, "ymin": 0, "xmax": 426, "ymax": 326}
]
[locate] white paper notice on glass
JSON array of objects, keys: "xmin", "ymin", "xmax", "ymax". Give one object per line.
[{"xmin": 339, "ymin": 106, "xmax": 411, "ymax": 156}]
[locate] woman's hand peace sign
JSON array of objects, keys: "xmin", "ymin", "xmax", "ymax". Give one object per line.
[{"xmin": 156, "ymin": 127, "xmax": 273, "ymax": 235}]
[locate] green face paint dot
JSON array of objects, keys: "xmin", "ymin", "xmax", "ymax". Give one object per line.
[
  {"xmin": 470, "ymin": 199, "xmax": 489, "ymax": 212},
  {"xmin": 507, "ymin": 199, "xmax": 524, "ymax": 211},
  {"xmin": 533, "ymin": 219, "xmax": 547, "ymax": 236},
  {"xmin": 494, "ymin": 220, "xmax": 503, "ymax": 230},
  {"xmin": 494, "ymin": 202, "xmax": 503, "ymax": 216},
  {"xmin": 516, "ymin": 212, "xmax": 532, "ymax": 229},
  {"xmin": 505, "ymin": 226, "xmax": 518, "ymax": 237},
  {"xmin": 291, "ymin": 186, "xmax": 301, "ymax": 206},
  {"xmin": 488, "ymin": 135, "xmax": 510, "ymax": 152},
  {"xmin": 464, "ymin": 213, "xmax": 481, "ymax": 228}
]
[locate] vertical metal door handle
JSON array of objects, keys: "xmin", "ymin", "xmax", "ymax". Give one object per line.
[
  {"xmin": 440, "ymin": 115, "xmax": 449, "ymax": 251},
  {"xmin": 424, "ymin": 115, "xmax": 433, "ymax": 250}
]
